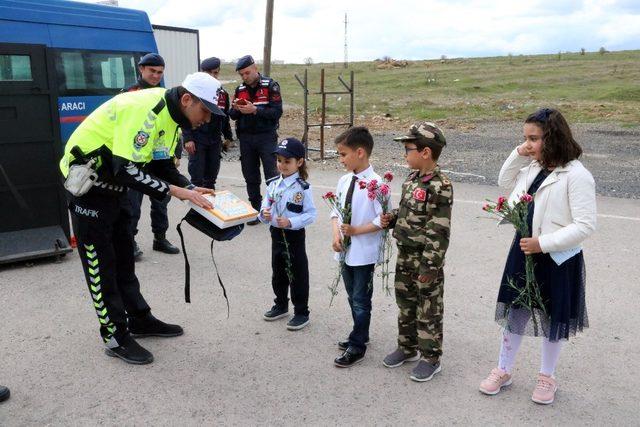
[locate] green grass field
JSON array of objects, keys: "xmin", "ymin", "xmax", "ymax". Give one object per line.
[{"xmin": 221, "ymin": 50, "xmax": 640, "ymax": 126}]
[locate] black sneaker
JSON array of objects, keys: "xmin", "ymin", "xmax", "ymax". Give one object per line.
[
  {"xmin": 0, "ymin": 385, "xmax": 9, "ymax": 403},
  {"xmin": 286, "ymin": 315, "xmax": 309, "ymax": 330},
  {"xmin": 153, "ymin": 234, "xmax": 180, "ymax": 254},
  {"xmin": 128, "ymin": 312, "xmax": 184, "ymax": 338},
  {"xmin": 133, "ymin": 241, "xmax": 143, "ymax": 261},
  {"xmin": 338, "ymin": 339, "xmax": 370, "ymax": 351},
  {"xmin": 263, "ymin": 305, "xmax": 288, "ymax": 321},
  {"xmin": 334, "ymin": 347, "xmax": 365, "ymax": 368},
  {"xmin": 246, "ymin": 218, "xmax": 261, "ymax": 226},
  {"xmin": 104, "ymin": 334, "xmax": 153, "ymax": 365}
]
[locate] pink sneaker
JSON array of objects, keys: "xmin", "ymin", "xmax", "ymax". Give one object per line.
[
  {"xmin": 479, "ymin": 367, "xmax": 512, "ymax": 395},
  {"xmin": 531, "ymin": 374, "xmax": 558, "ymax": 404}
]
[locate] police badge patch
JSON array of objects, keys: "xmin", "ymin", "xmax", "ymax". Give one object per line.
[
  {"xmin": 293, "ymin": 191, "xmax": 304, "ymax": 203},
  {"xmin": 134, "ymin": 131, "xmax": 150, "ymax": 150}
]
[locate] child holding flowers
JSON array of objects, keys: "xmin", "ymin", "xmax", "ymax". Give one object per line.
[
  {"xmin": 379, "ymin": 122, "xmax": 453, "ymax": 382},
  {"xmin": 479, "ymin": 108, "xmax": 596, "ymax": 405},
  {"xmin": 259, "ymin": 138, "xmax": 317, "ymax": 331},
  {"xmin": 329, "ymin": 127, "xmax": 384, "ymax": 368}
]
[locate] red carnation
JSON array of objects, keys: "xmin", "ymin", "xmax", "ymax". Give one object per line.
[{"xmin": 383, "ymin": 171, "xmax": 394, "ymax": 182}]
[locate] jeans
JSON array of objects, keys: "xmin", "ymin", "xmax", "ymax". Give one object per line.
[{"xmin": 342, "ymin": 263, "xmax": 375, "ymax": 354}]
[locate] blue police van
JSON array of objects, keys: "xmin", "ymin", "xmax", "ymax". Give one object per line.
[{"xmin": 0, "ymin": 0, "xmax": 158, "ymax": 263}]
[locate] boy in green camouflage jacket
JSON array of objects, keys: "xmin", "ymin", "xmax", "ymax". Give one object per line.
[{"xmin": 380, "ymin": 122, "xmax": 453, "ymax": 382}]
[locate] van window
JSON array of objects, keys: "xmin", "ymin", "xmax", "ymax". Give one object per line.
[
  {"xmin": 54, "ymin": 50, "xmax": 139, "ymax": 95},
  {"xmin": 0, "ymin": 54, "xmax": 32, "ymax": 81}
]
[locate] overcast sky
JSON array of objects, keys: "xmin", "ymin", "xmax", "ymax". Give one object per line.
[{"xmin": 85, "ymin": 0, "xmax": 640, "ymax": 63}]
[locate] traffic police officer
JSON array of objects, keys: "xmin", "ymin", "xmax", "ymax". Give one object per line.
[
  {"xmin": 123, "ymin": 53, "xmax": 181, "ymax": 257},
  {"xmin": 183, "ymin": 56, "xmax": 234, "ymax": 189},
  {"xmin": 229, "ymin": 54, "xmax": 283, "ymax": 225},
  {"xmin": 60, "ymin": 72, "xmax": 224, "ymax": 365}
]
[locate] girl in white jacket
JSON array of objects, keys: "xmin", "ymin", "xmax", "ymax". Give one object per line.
[{"xmin": 479, "ymin": 108, "xmax": 596, "ymax": 405}]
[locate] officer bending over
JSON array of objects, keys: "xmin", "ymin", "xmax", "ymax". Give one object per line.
[{"xmin": 59, "ymin": 73, "xmax": 224, "ymax": 365}]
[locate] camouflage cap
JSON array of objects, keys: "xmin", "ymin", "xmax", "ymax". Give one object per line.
[{"xmin": 394, "ymin": 121, "xmax": 446, "ymax": 147}]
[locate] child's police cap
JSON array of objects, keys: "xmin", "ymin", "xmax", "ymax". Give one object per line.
[
  {"xmin": 394, "ymin": 121, "xmax": 446, "ymax": 147},
  {"xmin": 201, "ymin": 57, "xmax": 221, "ymax": 71},
  {"xmin": 139, "ymin": 53, "xmax": 165, "ymax": 67},
  {"xmin": 236, "ymin": 55, "xmax": 255, "ymax": 71},
  {"xmin": 273, "ymin": 138, "xmax": 305, "ymax": 158}
]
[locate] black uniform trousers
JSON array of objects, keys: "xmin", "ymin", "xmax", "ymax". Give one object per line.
[
  {"xmin": 69, "ymin": 189, "xmax": 151, "ymax": 346},
  {"xmin": 188, "ymin": 140, "xmax": 222, "ymax": 189},
  {"xmin": 238, "ymin": 130, "xmax": 278, "ymax": 211},
  {"xmin": 126, "ymin": 189, "xmax": 170, "ymax": 236},
  {"xmin": 270, "ymin": 226, "xmax": 310, "ymax": 316}
]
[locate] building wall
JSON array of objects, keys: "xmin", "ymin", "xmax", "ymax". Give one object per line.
[{"xmin": 152, "ymin": 26, "xmax": 199, "ymax": 88}]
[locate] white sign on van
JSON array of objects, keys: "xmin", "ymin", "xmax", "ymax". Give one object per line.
[{"xmin": 60, "ymin": 102, "xmax": 86, "ymax": 112}]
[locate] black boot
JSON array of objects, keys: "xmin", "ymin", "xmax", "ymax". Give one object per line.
[
  {"xmin": 0, "ymin": 385, "xmax": 9, "ymax": 403},
  {"xmin": 133, "ymin": 240, "xmax": 143, "ymax": 261},
  {"xmin": 128, "ymin": 312, "xmax": 184, "ymax": 338},
  {"xmin": 104, "ymin": 334, "xmax": 154, "ymax": 365},
  {"xmin": 152, "ymin": 233, "xmax": 180, "ymax": 254}
]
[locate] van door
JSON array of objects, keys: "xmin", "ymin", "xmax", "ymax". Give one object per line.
[{"xmin": 0, "ymin": 43, "xmax": 72, "ymax": 264}]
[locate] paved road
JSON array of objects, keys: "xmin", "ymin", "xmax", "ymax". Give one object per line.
[{"xmin": 1, "ymin": 162, "xmax": 639, "ymax": 425}]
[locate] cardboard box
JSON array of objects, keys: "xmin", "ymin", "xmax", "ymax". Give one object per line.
[{"xmin": 188, "ymin": 190, "xmax": 258, "ymax": 228}]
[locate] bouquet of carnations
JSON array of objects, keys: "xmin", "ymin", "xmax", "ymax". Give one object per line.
[
  {"xmin": 359, "ymin": 171, "xmax": 394, "ymax": 295},
  {"xmin": 483, "ymin": 193, "xmax": 547, "ymax": 334},
  {"xmin": 322, "ymin": 191, "xmax": 352, "ymax": 305}
]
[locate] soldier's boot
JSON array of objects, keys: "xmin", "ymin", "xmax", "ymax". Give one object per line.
[
  {"xmin": 104, "ymin": 334, "xmax": 154, "ymax": 365},
  {"xmin": 0, "ymin": 385, "xmax": 10, "ymax": 403},
  {"xmin": 152, "ymin": 233, "xmax": 180, "ymax": 254},
  {"xmin": 247, "ymin": 201, "xmax": 262, "ymax": 225},
  {"xmin": 133, "ymin": 240, "xmax": 143, "ymax": 261}
]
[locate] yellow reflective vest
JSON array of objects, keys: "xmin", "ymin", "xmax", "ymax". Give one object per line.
[{"xmin": 60, "ymin": 88, "xmax": 180, "ymax": 178}]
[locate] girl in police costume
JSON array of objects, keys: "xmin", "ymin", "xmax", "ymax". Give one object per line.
[
  {"xmin": 479, "ymin": 108, "xmax": 596, "ymax": 405},
  {"xmin": 259, "ymin": 138, "xmax": 317, "ymax": 330}
]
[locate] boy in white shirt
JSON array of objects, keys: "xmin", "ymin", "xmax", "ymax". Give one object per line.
[{"xmin": 330, "ymin": 127, "xmax": 384, "ymax": 368}]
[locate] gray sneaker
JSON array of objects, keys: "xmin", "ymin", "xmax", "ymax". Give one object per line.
[
  {"xmin": 410, "ymin": 360, "xmax": 441, "ymax": 382},
  {"xmin": 383, "ymin": 348, "xmax": 420, "ymax": 368}
]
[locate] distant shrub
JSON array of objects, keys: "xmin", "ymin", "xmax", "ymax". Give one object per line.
[
  {"xmin": 580, "ymin": 48, "xmax": 586, "ymax": 55},
  {"xmin": 599, "ymin": 47, "xmax": 607, "ymax": 55}
]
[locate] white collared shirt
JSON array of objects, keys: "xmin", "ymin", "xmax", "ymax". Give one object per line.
[{"xmin": 331, "ymin": 165, "xmax": 385, "ymax": 266}]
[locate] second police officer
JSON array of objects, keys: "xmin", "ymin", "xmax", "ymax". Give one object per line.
[
  {"xmin": 122, "ymin": 53, "xmax": 181, "ymax": 258},
  {"xmin": 183, "ymin": 57, "xmax": 234, "ymax": 189},
  {"xmin": 229, "ymin": 55, "xmax": 283, "ymax": 225}
]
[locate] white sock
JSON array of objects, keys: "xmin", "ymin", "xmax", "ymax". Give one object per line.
[
  {"xmin": 498, "ymin": 330, "xmax": 523, "ymax": 374},
  {"xmin": 540, "ymin": 338, "xmax": 563, "ymax": 377}
]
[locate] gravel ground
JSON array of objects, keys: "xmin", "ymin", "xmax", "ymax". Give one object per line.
[{"xmin": 223, "ymin": 121, "xmax": 640, "ymax": 199}]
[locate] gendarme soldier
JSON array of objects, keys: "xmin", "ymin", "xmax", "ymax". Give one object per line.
[
  {"xmin": 229, "ymin": 55, "xmax": 282, "ymax": 225},
  {"xmin": 183, "ymin": 56, "xmax": 234, "ymax": 189},
  {"xmin": 122, "ymin": 53, "xmax": 181, "ymax": 258}
]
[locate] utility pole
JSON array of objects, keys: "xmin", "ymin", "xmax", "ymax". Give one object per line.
[
  {"xmin": 263, "ymin": 0, "xmax": 274, "ymax": 76},
  {"xmin": 343, "ymin": 13, "xmax": 348, "ymax": 69}
]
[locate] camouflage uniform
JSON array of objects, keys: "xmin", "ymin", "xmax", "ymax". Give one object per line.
[{"xmin": 389, "ymin": 123, "xmax": 453, "ymax": 364}]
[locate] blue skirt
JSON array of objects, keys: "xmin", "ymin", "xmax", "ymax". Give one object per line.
[{"xmin": 495, "ymin": 232, "xmax": 588, "ymax": 341}]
